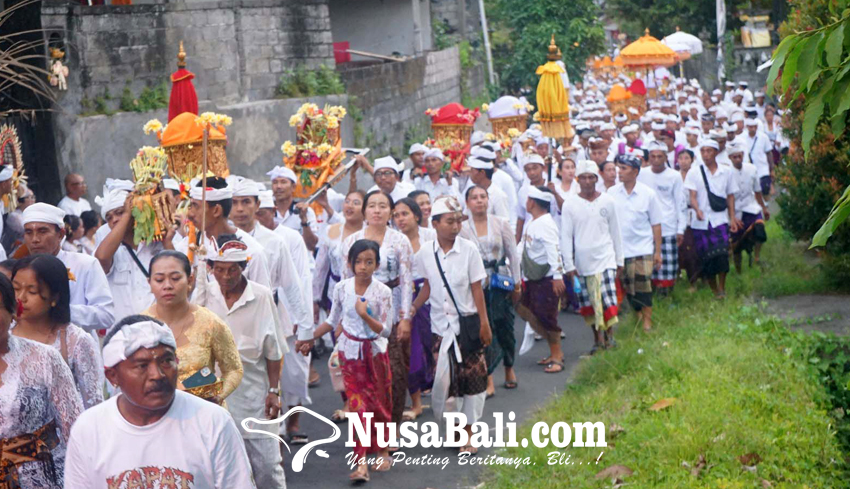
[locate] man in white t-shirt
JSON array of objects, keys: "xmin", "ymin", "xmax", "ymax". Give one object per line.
[
  {"xmin": 728, "ymin": 143, "xmax": 770, "ymax": 271},
  {"xmin": 64, "ymin": 316, "xmax": 255, "ymax": 489},
  {"xmin": 684, "ymin": 140, "xmax": 739, "ymax": 298},
  {"xmin": 58, "ymin": 173, "xmax": 93, "ymax": 217},
  {"xmin": 743, "ymin": 118, "xmax": 775, "ymax": 200}
]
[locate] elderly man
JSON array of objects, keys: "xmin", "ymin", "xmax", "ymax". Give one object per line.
[
  {"xmin": 58, "ymin": 173, "xmax": 92, "ymax": 217},
  {"xmin": 415, "ymin": 148, "xmax": 460, "ymax": 202},
  {"xmin": 95, "ymin": 188, "xmax": 171, "ymax": 321},
  {"xmin": 193, "ymin": 236, "xmax": 287, "ymax": 488},
  {"xmin": 610, "ymin": 154, "xmax": 662, "ymax": 332},
  {"xmin": 728, "ymin": 143, "xmax": 770, "ymax": 271},
  {"xmin": 64, "ymin": 316, "xmax": 255, "ymax": 488},
  {"xmin": 266, "ymin": 165, "xmax": 319, "ymax": 251},
  {"xmin": 685, "ymin": 140, "xmax": 739, "ymax": 298},
  {"xmin": 561, "ymin": 160, "xmax": 623, "ymax": 353},
  {"xmin": 361, "ymin": 155, "xmax": 416, "ymax": 202},
  {"xmin": 22, "ymin": 203, "xmax": 114, "ymax": 331}
]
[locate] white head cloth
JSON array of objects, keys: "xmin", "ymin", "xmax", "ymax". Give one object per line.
[
  {"xmin": 212, "ymin": 240, "xmax": 250, "ymax": 262},
  {"xmin": 102, "ymin": 320, "xmax": 177, "ymax": 368},
  {"xmin": 103, "ymin": 178, "xmax": 135, "ymax": 195},
  {"xmin": 0, "ymin": 165, "xmax": 13, "ymax": 182},
  {"xmin": 467, "ymin": 157, "xmax": 493, "ymax": 170},
  {"xmin": 266, "ymin": 165, "xmax": 297, "ymax": 183},
  {"xmin": 409, "ymin": 143, "xmax": 428, "ymax": 155},
  {"xmin": 522, "ymin": 153, "xmax": 545, "ymax": 168},
  {"xmin": 22, "ymin": 203, "xmax": 65, "ymax": 227},
  {"xmin": 424, "ymin": 148, "xmax": 445, "ymax": 161},
  {"xmin": 258, "ymin": 190, "xmax": 275, "ymax": 209},
  {"xmin": 430, "ymin": 196, "xmax": 464, "ymax": 217},
  {"xmin": 373, "ymin": 156, "xmax": 399, "ymax": 173},
  {"xmin": 232, "ymin": 178, "xmax": 259, "ymax": 197},
  {"xmin": 95, "ymin": 189, "xmax": 129, "ymax": 219},
  {"xmin": 527, "ymin": 186, "xmax": 554, "ymax": 204},
  {"xmin": 576, "ymin": 160, "xmax": 599, "ymax": 178},
  {"xmin": 189, "ymin": 185, "xmax": 233, "ymax": 201},
  {"xmin": 162, "ymin": 178, "xmax": 180, "ymax": 191}
]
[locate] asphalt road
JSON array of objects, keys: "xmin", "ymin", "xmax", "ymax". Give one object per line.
[{"xmin": 280, "ymin": 310, "xmax": 594, "ymax": 489}]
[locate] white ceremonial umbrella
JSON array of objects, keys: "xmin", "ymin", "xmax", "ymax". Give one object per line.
[{"xmin": 662, "ymin": 28, "xmax": 704, "ymax": 55}]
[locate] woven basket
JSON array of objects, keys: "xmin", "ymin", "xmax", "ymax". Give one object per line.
[
  {"xmin": 163, "ymin": 139, "xmax": 229, "ymax": 182},
  {"xmin": 490, "ymin": 114, "xmax": 528, "ymax": 139}
]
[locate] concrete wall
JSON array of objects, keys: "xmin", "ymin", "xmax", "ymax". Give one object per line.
[
  {"xmin": 40, "ymin": 0, "xmax": 335, "ymax": 115},
  {"xmin": 430, "ymin": 0, "xmax": 480, "ymax": 42},
  {"xmin": 340, "ymin": 46, "xmax": 472, "ymax": 158},
  {"xmin": 329, "ymin": 0, "xmax": 432, "ymax": 60},
  {"xmin": 58, "ymin": 95, "xmax": 353, "ymax": 201}
]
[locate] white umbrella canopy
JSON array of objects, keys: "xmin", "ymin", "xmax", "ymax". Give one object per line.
[{"xmin": 663, "ymin": 29, "xmax": 703, "ymax": 55}]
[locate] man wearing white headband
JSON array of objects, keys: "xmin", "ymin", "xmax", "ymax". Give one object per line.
[
  {"xmin": 685, "ymin": 138, "xmax": 739, "ymax": 299},
  {"xmin": 175, "ymin": 176, "xmax": 272, "ymax": 289},
  {"xmin": 514, "ymin": 154, "xmax": 548, "ymax": 242},
  {"xmin": 727, "ymin": 143, "xmax": 769, "ymax": 272},
  {"xmin": 401, "ymin": 142, "xmax": 429, "ymax": 184},
  {"xmin": 95, "ymin": 188, "xmax": 170, "ymax": 321},
  {"xmin": 229, "ymin": 179, "xmax": 315, "ymax": 442},
  {"xmin": 22, "ymin": 202, "xmax": 114, "ymax": 332},
  {"xmin": 744, "ymin": 118, "xmax": 775, "ymax": 199},
  {"xmin": 411, "ymin": 196, "xmax": 491, "ymax": 446},
  {"xmin": 64, "ymin": 315, "xmax": 254, "ymax": 488},
  {"xmin": 560, "ymin": 160, "xmax": 624, "ymax": 354},
  {"xmin": 361, "ymin": 155, "xmax": 415, "ymax": 203},
  {"xmin": 266, "ymin": 166, "xmax": 320, "ymax": 251},
  {"xmin": 58, "ymin": 173, "xmax": 92, "ymax": 218},
  {"xmin": 519, "ymin": 185, "xmax": 567, "ymax": 373},
  {"xmin": 414, "ymin": 148, "xmax": 460, "ymax": 202},
  {"xmin": 192, "ymin": 235, "xmax": 287, "ymax": 488}
]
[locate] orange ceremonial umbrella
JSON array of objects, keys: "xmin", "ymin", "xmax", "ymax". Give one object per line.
[{"xmin": 619, "ymin": 28, "xmax": 679, "ymax": 69}]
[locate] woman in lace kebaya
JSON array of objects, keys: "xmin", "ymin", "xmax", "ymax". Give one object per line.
[
  {"xmin": 0, "ymin": 270, "xmax": 83, "ymax": 489},
  {"xmin": 313, "ymin": 239, "xmax": 393, "ymax": 483},
  {"xmin": 11, "ymin": 254, "xmax": 103, "ymax": 409}
]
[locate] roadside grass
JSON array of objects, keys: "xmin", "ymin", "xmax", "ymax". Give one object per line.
[{"xmin": 484, "ymin": 220, "xmax": 846, "ymax": 488}]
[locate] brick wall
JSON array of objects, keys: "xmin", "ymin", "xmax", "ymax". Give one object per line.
[
  {"xmin": 339, "ymin": 46, "xmax": 471, "ymax": 158},
  {"xmin": 40, "ymin": 0, "xmax": 334, "ymax": 113}
]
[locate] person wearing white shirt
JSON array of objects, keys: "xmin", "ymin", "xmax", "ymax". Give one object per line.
[
  {"xmin": 472, "ymin": 143, "xmax": 517, "ymax": 224},
  {"xmin": 514, "ymin": 154, "xmax": 549, "ymax": 242},
  {"xmin": 192, "ymin": 237, "xmax": 287, "ymax": 488},
  {"xmin": 743, "ymin": 119, "xmax": 775, "ymax": 200},
  {"xmin": 519, "ymin": 186, "xmax": 566, "ymax": 373},
  {"xmin": 57, "ymin": 173, "xmax": 92, "ymax": 217},
  {"xmin": 727, "ymin": 144, "xmax": 770, "ymax": 272},
  {"xmin": 266, "ymin": 166, "xmax": 319, "ymax": 251},
  {"xmin": 414, "ymin": 148, "xmax": 461, "ymax": 202},
  {"xmin": 360, "ymin": 155, "xmax": 417, "ymax": 203},
  {"xmin": 22, "ymin": 203, "xmax": 115, "ymax": 332},
  {"xmin": 412, "ymin": 197, "xmax": 491, "ymax": 452},
  {"xmin": 95, "ymin": 189, "xmax": 165, "ymax": 322},
  {"xmin": 463, "ymin": 157, "xmax": 511, "ymax": 221},
  {"xmin": 610, "ymin": 154, "xmax": 663, "ymax": 331},
  {"xmin": 0, "ymin": 165, "xmax": 15, "ymax": 248},
  {"xmin": 64, "ymin": 317, "xmax": 255, "ymax": 489},
  {"xmin": 639, "ymin": 143, "xmax": 688, "ymax": 295},
  {"xmin": 401, "ymin": 143, "xmax": 428, "ymax": 183},
  {"xmin": 172, "ymin": 179, "xmax": 272, "ymax": 289},
  {"xmin": 560, "ymin": 160, "xmax": 623, "ymax": 353},
  {"xmin": 684, "ymin": 140, "xmax": 740, "ymax": 298}
]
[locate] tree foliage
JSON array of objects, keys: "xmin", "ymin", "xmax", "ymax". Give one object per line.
[
  {"xmin": 768, "ymin": 0, "xmax": 850, "ymax": 247},
  {"xmin": 485, "ymin": 0, "xmax": 606, "ymax": 96},
  {"xmin": 604, "ymin": 0, "xmax": 770, "ymax": 44}
]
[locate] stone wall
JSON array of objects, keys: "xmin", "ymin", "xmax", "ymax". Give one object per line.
[
  {"xmin": 339, "ymin": 46, "xmax": 473, "ymax": 159},
  {"xmin": 430, "ymin": 0, "xmax": 480, "ymax": 42},
  {"xmin": 40, "ymin": 0, "xmax": 334, "ymax": 114},
  {"xmin": 58, "ymin": 95, "xmax": 354, "ymax": 201}
]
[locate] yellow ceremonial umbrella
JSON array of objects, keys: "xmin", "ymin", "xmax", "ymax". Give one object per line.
[
  {"xmin": 619, "ymin": 28, "xmax": 679, "ymax": 101},
  {"xmin": 535, "ymin": 35, "xmax": 572, "ymax": 140}
]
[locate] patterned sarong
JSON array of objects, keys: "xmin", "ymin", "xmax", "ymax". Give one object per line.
[
  {"xmin": 339, "ymin": 334, "xmax": 392, "ymax": 459},
  {"xmin": 693, "ymin": 223, "xmax": 730, "ymax": 277},
  {"xmin": 484, "ymin": 287, "xmax": 516, "ymax": 374},
  {"xmin": 577, "ymin": 269, "xmax": 619, "ymax": 331},
  {"xmin": 652, "ymin": 235, "xmax": 679, "ymax": 288},
  {"xmin": 408, "ymin": 278, "xmax": 434, "ymax": 394},
  {"xmin": 520, "ymin": 277, "xmax": 561, "ymax": 333},
  {"xmin": 731, "ymin": 211, "xmax": 766, "ymax": 255}
]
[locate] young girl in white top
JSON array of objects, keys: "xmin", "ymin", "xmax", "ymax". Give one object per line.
[{"xmin": 313, "ymin": 239, "xmax": 393, "ymax": 483}]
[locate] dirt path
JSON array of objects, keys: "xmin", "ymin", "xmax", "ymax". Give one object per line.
[{"xmin": 766, "ymin": 294, "xmax": 850, "ymax": 335}]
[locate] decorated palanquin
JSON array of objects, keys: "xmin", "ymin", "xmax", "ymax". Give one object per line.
[
  {"xmin": 486, "ymin": 96, "xmax": 530, "ymax": 139},
  {"xmin": 427, "ymin": 102, "xmax": 479, "ymax": 172},
  {"xmin": 280, "ymin": 103, "xmax": 347, "ymax": 199},
  {"xmin": 158, "ymin": 112, "xmax": 229, "ymax": 183},
  {"xmin": 606, "ymin": 84, "xmax": 632, "ymax": 117}
]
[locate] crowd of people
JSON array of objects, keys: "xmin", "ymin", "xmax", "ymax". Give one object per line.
[{"xmin": 0, "ymin": 69, "xmax": 785, "ymax": 488}]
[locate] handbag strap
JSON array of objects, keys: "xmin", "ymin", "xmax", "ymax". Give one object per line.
[
  {"xmin": 433, "ymin": 246, "xmax": 463, "ymax": 318},
  {"xmin": 122, "ymin": 242, "xmax": 150, "ymax": 279},
  {"xmin": 699, "ymin": 164, "xmax": 711, "ymax": 193}
]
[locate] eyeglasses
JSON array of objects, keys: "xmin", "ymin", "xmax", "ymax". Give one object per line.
[{"xmin": 374, "ymin": 171, "xmax": 396, "ymax": 178}]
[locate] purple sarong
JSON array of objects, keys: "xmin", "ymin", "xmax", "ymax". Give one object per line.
[
  {"xmin": 693, "ymin": 223, "xmax": 730, "ymax": 277},
  {"xmin": 408, "ymin": 278, "xmax": 434, "ymax": 394}
]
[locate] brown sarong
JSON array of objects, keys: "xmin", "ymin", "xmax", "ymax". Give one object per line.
[{"xmin": 520, "ymin": 277, "xmax": 562, "ymax": 333}]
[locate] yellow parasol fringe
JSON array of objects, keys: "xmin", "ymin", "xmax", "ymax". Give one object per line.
[{"xmin": 535, "ymin": 35, "xmax": 573, "ymax": 140}]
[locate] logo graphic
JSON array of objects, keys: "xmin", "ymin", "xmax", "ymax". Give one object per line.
[{"xmin": 242, "ymin": 406, "xmax": 341, "ymax": 472}]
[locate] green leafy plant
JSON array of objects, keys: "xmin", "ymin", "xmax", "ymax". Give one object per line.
[
  {"xmin": 432, "ymin": 19, "xmax": 455, "ymax": 51},
  {"xmin": 119, "ymin": 83, "xmax": 136, "ymax": 112},
  {"xmin": 276, "ymin": 65, "xmax": 345, "ymax": 99},
  {"xmin": 768, "ymin": 0, "xmax": 850, "ymax": 247}
]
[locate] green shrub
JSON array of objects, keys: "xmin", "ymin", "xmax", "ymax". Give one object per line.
[
  {"xmin": 433, "ymin": 19, "xmax": 455, "ymax": 51},
  {"xmin": 276, "ymin": 65, "xmax": 345, "ymax": 99}
]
